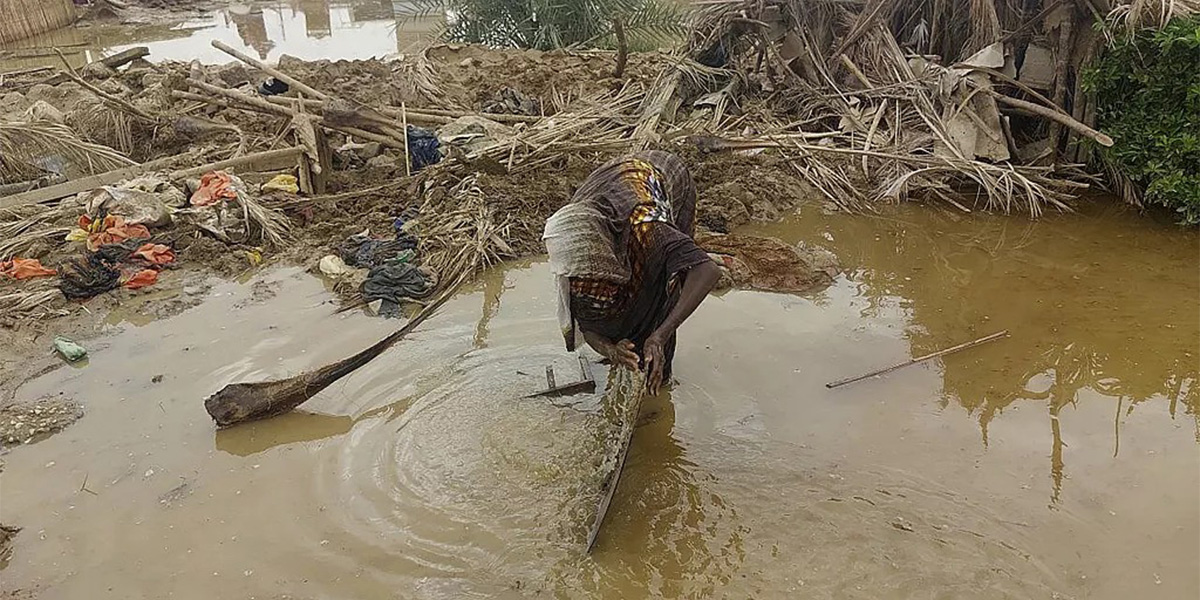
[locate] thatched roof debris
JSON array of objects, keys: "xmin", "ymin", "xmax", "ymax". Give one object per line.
[{"xmin": 621, "ymin": 0, "xmax": 1192, "ymax": 214}]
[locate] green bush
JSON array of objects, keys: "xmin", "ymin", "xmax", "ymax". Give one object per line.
[{"xmin": 1084, "ymin": 16, "xmax": 1200, "ymax": 224}]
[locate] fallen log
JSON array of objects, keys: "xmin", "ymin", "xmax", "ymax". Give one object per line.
[
  {"xmin": 185, "ymin": 78, "xmax": 294, "ymax": 118},
  {"xmin": 204, "ymin": 275, "xmax": 468, "ymax": 427},
  {"xmin": 177, "ymin": 85, "xmax": 408, "ymax": 150},
  {"xmin": 988, "ymin": 90, "xmax": 1114, "ymax": 147},
  {"xmin": 266, "ymin": 96, "xmax": 545, "ymax": 125},
  {"xmin": 168, "ymin": 146, "xmax": 305, "ymax": 179},
  {"xmin": 211, "ymin": 40, "xmax": 330, "ymax": 101},
  {"xmin": 42, "ymin": 46, "xmax": 149, "ymax": 85}
]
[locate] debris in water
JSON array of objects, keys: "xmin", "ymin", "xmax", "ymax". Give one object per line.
[
  {"xmin": 53, "ymin": 336, "xmax": 87, "ymax": 362},
  {"xmin": 0, "ymin": 396, "xmax": 84, "ymax": 446}
]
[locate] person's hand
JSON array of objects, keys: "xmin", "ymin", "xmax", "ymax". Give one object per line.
[
  {"xmin": 642, "ymin": 331, "xmax": 667, "ymax": 395},
  {"xmin": 603, "ymin": 338, "xmax": 640, "ymax": 372}
]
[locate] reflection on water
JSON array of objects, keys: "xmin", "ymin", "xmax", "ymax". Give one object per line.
[
  {"xmin": 215, "ymin": 410, "xmax": 352, "ymax": 456},
  {"xmin": 748, "ymin": 200, "xmax": 1199, "ymax": 504},
  {"xmin": 0, "ymin": 0, "xmax": 441, "ymax": 70}
]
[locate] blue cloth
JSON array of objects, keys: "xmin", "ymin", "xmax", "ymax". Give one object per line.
[{"xmin": 406, "ymin": 126, "xmax": 441, "ymax": 171}]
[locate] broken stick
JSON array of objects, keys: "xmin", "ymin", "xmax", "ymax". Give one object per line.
[
  {"xmin": 211, "ymin": 40, "xmax": 330, "ymax": 101},
  {"xmin": 825, "ymin": 330, "xmax": 1009, "ymax": 389}
]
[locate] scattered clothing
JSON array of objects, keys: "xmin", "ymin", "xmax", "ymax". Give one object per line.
[
  {"xmin": 406, "ymin": 126, "xmax": 441, "ymax": 171},
  {"xmin": 318, "ymin": 254, "xmax": 357, "ymax": 277},
  {"xmin": 59, "ymin": 255, "xmax": 120, "ymax": 300},
  {"xmin": 92, "ymin": 240, "xmax": 143, "ymax": 265},
  {"xmin": 132, "ymin": 243, "xmax": 175, "ymax": 266},
  {"xmin": 190, "ymin": 171, "xmax": 239, "ymax": 207},
  {"xmin": 123, "ymin": 269, "xmax": 158, "ymax": 290},
  {"xmin": 80, "ymin": 215, "xmax": 151, "ymax": 252},
  {"xmin": 258, "ymin": 77, "xmax": 289, "ymax": 96},
  {"xmin": 59, "ymin": 241, "xmax": 156, "ymax": 299},
  {"xmin": 362, "ymin": 262, "xmax": 434, "ymax": 317},
  {"xmin": 53, "ymin": 336, "xmax": 87, "ymax": 362},
  {"xmin": 337, "ymin": 233, "xmax": 416, "ymax": 268},
  {"xmin": 0, "ymin": 258, "xmax": 56, "ymax": 280},
  {"xmin": 261, "ymin": 174, "xmax": 299, "ymax": 194}
]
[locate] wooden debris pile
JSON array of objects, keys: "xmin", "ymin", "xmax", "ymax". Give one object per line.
[{"xmin": 626, "ymin": 0, "xmax": 1191, "ymax": 214}]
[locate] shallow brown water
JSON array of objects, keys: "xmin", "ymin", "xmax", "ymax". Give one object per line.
[{"xmin": 1, "ymin": 203, "xmax": 1197, "ymax": 599}]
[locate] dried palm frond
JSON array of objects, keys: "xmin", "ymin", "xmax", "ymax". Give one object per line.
[
  {"xmin": 0, "ymin": 227, "xmax": 72, "ymax": 261},
  {"xmin": 1108, "ymin": 0, "xmax": 1200, "ymax": 31},
  {"xmin": 0, "ymin": 279, "xmax": 65, "ymax": 318},
  {"xmin": 466, "ymin": 84, "xmax": 646, "ymax": 171},
  {"xmin": 415, "ymin": 174, "xmax": 516, "ymax": 291},
  {"xmin": 238, "ymin": 193, "xmax": 291, "ymax": 248},
  {"xmin": 0, "ymin": 122, "xmax": 134, "ymax": 181},
  {"xmin": 66, "ymin": 101, "xmax": 136, "ymax": 156},
  {"xmin": 392, "ymin": 49, "xmax": 445, "ymax": 107}
]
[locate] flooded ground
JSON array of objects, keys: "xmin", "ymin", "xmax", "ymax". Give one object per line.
[
  {"xmin": 1, "ymin": 201, "xmax": 1196, "ymax": 599},
  {"xmin": 0, "ymin": 0, "xmax": 439, "ymax": 72}
]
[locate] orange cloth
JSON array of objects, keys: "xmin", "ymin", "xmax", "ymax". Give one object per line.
[
  {"xmin": 132, "ymin": 243, "xmax": 175, "ymax": 265},
  {"xmin": 123, "ymin": 269, "xmax": 158, "ymax": 289},
  {"xmin": 0, "ymin": 258, "xmax": 57, "ymax": 280},
  {"xmin": 80, "ymin": 215, "xmax": 151, "ymax": 252},
  {"xmin": 190, "ymin": 171, "xmax": 238, "ymax": 207}
]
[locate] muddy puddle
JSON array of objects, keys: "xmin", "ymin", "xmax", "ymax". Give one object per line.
[
  {"xmin": 0, "ymin": 0, "xmax": 439, "ymax": 72},
  {"xmin": 1, "ymin": 203, "xmax": 1198, "ymax": 599}
]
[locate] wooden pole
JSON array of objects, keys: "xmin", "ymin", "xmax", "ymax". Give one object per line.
[
  {"xmin": 612, "ymin": 17, "xmax": 628, "ymax": 78},
  {"xmin": 401, "ymin": 102, "xmax": 411, "ymax": 177},
  {"xmin": 210, "ymin": 40, "xmax": 330, "ymax": 101},
  {"xmin": 264, "ymin": 96, "xmax": 541, "ymax": 125},
  {"xmin": 186, "ymin": 78, "xmax": 294, "ymax": 118},
  {"xmin": 168, "ymin": 146, "xmax": 305, "ymax": 180},
  {"xmin": 825, "ymin": 330, "xmax": 1010, "ymax": 389}
]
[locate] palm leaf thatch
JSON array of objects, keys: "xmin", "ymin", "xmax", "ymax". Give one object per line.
[
  {"xmin": 644, "ymin": 0, "xmax": 1119, "ymax": 214},
  {"xmin": 0, "ymin": 203, "xmax": 76, "ymax": 261},
  {"xmin": 0, "ymin": 278, "xmax": 65, "ymax": 319},
  {"xmin": 414, "ymin": 173, "xmax": 516, "ymax": 291},
  {"xmin": 1109, "ymin": 0, "xmax": 1200, "ymax": 31},
  {"xmin": 0, "ymin": 122, "xmax": 134, "ymax": 183}
]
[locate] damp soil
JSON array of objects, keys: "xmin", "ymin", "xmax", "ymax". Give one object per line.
[{"xmin": 0, "ymin": 201, "xmax": 1195, "ymax": 600}]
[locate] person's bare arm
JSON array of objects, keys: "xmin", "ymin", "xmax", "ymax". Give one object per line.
[
  {"xmin": 582, "ymin": 329, "xmax": 640, "ymax": 371},
  {"xmin": 643, "ymin": 259, "xmax": 721, "ymax": 394}
]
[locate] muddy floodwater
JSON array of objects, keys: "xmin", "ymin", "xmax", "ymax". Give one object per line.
[
  {"xmin": 0, "ymin": 0, "xmax": 439, "ymax": 71},
  {"xmin": 1, "ymin": 202, "xmax": 1198, "ymax": 599}
]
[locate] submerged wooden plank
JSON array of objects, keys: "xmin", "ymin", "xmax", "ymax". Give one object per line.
[{"xmin": 586, "ymin": 367, "xmax": 646, "ymax": 551}]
